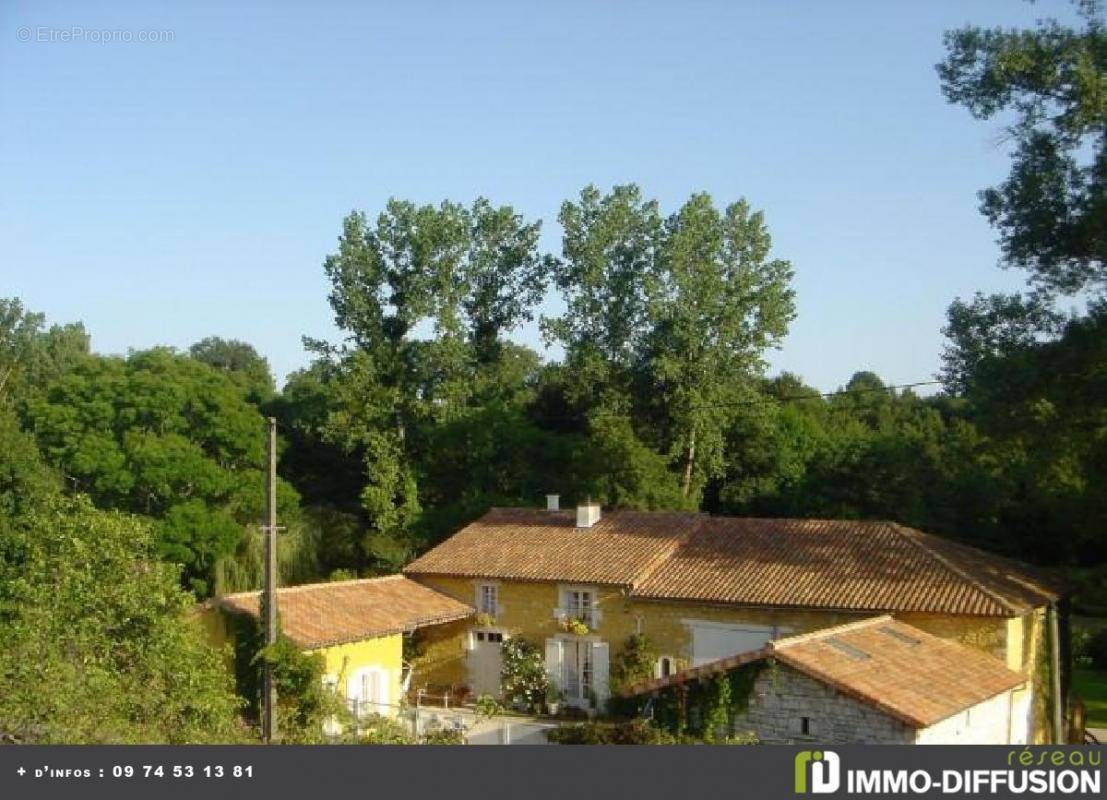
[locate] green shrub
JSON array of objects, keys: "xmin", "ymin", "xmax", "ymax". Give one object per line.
[
  {"xmin": 422, "ymin": 727, "xmax": 465, "ymax": 745},
  {"xmin": 547, "ymin": 718, "xmax": 680, "ymax": 744},
  {"xmin": 358, "ymin": 715, "xmax": 413, "ymax": 744}
]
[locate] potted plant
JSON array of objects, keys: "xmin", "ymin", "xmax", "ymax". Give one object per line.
[
  {"xmin": 473, "ymin": 612, "xmax": 495, "ymax": 628},
  {"xmin": 560, "ymin": 616, "xmax": 590, "ymax": 636},
  {"xmin": 545, "ymin": 681, "xmax": 563, "ymax": 716}
]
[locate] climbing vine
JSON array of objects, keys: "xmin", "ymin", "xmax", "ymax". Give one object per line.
[
  {"xmin": 648, "ymin": 662, "xmax": 764, "ymax": 741},
  {"xmin": 607, "ymin": 633, "xmax": 657, "ymax": 717}
]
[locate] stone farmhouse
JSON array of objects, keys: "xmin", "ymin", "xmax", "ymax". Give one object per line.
[{"xmin": 402, "ymin": 498, "xmax": 1065, "ymax": 744}]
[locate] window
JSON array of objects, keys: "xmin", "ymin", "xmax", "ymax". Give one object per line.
[
  {"xmin": 656, "ymin": 656, "xmax": 674, "ymax": 678},
  {"xmin": 349, "ymin": 667, "xmax": 388, "ymax": 718},
  {"xmin": 477, "ymin": 583, "xmax": 499, "ymax": 616},
  {"xmin": 563, "ymin": 639, "xmax": 594, "ymax": 699},
  {"xmin": 800, "ymin": 717, "xmax": 811, "ymax": 736},
  {"xmin": 564, "ymin": 588, "xmax": 596, "ymax": 626}
]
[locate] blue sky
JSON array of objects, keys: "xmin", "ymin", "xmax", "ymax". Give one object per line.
[{"xmin": 0, "ymin": 1, "xmax": 1073, "ymax": 390}]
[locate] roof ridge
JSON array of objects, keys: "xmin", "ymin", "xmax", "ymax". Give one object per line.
[
  {"xmin": 892, "ymin": 524, "xmax": 1020, "ymax": 614},
  {"xmin": 771, "ymin": 615, "xmax": 893, "ymax": 650},
  {"xmin": 218, "ymin": 573, "xmax": 407, "ymax": 601},
  {"xmin": 627, "ymin": 513, "xmax": 709, "ymax": 591}
]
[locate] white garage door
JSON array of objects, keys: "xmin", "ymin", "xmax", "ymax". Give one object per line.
[{"xmin": 687, "ymin": 621, "xmax": 780, "ymax": 666}]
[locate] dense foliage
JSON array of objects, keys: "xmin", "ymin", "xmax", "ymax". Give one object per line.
[
  {"xmin": 0, "ymin": 414, "xmax": 245, "ymax": 742},
  {"xmin": 546, "ymin": 717, "xmax": 757, "ymax": 745}
]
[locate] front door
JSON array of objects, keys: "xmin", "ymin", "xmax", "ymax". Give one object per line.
[
  {"xmin": 468, "ymin": 630, "xmax": 504, "ymax": 697},
  {"xmin": 546, "ymin": 637, "xmax": 609, "ymax": 708},
  {"xmin": 562, "ymin": 639, "xmax": 593, "ymax": 705}
]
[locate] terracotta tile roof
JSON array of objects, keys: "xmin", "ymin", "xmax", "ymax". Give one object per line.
[
  {"xmin": 218, "ymin": 575, "xmax": 473, "ymax": 649},
  {"xmin": 403, "ymin": 507, "xmax": 700, "ymax": 587},
  {"xmin": 625, "ymin": 617, "xmax": 1026, "ymax": 728},
  {"xmin": 404, "ymin": 508, "xmax": 1058, "ymax": 616},
  {"xmin": 632, "ymin": 517, "xmax": 1058, "ymax": 616}
]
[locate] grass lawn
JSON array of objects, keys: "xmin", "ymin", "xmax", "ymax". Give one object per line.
[{"xmin": 1074, "ymin": 668, "xmax": 1107, "ymax": 729}]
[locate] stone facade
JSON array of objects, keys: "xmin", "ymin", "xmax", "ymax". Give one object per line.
[
  {"xmin": 732, "ymin": 662, "xmax": 1017, "ymax": 744},
  {"xmin": 408, "ymin": 574, "xmax": 1050, "ymax": 742},
  {"xmin": 736, "ymin": 663, "xmax": 915, "ymax": 744}
]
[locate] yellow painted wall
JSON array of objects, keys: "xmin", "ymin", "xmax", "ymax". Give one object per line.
[
  {"xmin": 193, "ymin": 603, "xmax": 404, "ymax": 716},
  {"xmin": 409, "ymin": 574, "xmax": 1051, "ymax": 724},
  {"xmin": 308, "ymin": 634, "xmax": 404, "ymax": 715},
  {"xmin": 896, "ymin": 612, "xmax": 1009, "ymax": 660},
  {"xmin": 412, "ymin": 575, "xmax": 865, "ymax": 690}
]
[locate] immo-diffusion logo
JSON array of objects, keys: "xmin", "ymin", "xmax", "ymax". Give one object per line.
[
  {"xmin": 795, "ymin": 750, "xmax": 840, "ymax": 794},
  {"xmin": 792, "ymin": 748, "xmax": 1101, "ymax": 796}
]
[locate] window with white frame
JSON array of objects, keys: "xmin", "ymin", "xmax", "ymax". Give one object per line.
[
  {"xmin": 563, "ymin": 639, "xmax": 594, "ymax": 700},
  {"xmin": 563, "ymin": 587, "xmax": 596, "ymax": 626},
  {"xmin": 476, "ymin": 583, "xmax": 499, "ymax": 616},
  {"xmin": 656, "ymin": 656, "xmax": 675, "ymax": 679},
  {"xmin": 348, "ymin": 667, "xmax": 388, "ymax": 718}
]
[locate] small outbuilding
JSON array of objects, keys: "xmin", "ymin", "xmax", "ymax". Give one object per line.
[
  {"xmin": 202, "ymin": 575, "xmax": 473, "ymax": 719},
  {"xmin": 625, "ymin": 616, "xmax": 1027, "ymax": 744}
]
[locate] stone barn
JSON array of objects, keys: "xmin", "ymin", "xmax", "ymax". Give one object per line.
[{"xmin": 625, "ymin": 616, "xmax": 1027, "ymax": 744}]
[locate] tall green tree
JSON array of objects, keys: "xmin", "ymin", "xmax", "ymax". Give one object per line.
[
  {"xmin": 318, "ymin": 198, "xmax": 550, "ymax": 561},
  {"xmin": 189, "ymin": 336, "xmax": 276, "ymax": 403},
  {"xmin": 547, "ymin": 187, "xmax": 795, "ymax": 502},
  {"xmin": 546, "ymin": 184, "xmax": 662, "ymax": 411},
  {"xmin": 0, "ymin": 298, "xmax": 89, "ymax": 407},
  {"xmin": 21, "ymin": 348, "xmax": 299, "ymax": 595},
  {"xmin": 647, "ymin": 194, "xmax": 795, "ymax": 497},
  {"xmin": 938, "ymin": 0, "xmax": 1106, "ymax": 295}
]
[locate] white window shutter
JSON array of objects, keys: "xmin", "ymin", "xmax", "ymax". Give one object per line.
[
  {"xmin": 347, "ymin": 670, "xmax": 363, "ymax": 701},
  {"xmin": 592, "ymin": 641, "xmax": 610, "ymax": 704},
  {"xmin": 465, "ymin": 631, "xmax": 476, "ymax": 651},
  {"xmin": 544, "ymin": 638, "xmax": 563, "ymax": 684}
]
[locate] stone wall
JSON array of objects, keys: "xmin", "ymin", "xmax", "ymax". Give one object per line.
[{"xmin": 735, "ymin": 662, "xmax": 916, "ymax": 744}]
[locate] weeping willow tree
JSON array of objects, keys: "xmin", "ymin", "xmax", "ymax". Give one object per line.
[{"xmin": 214, "ymin": 520, "xmax": 323, "ymax": 595}]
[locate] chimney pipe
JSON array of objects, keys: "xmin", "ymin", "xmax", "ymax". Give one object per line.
[{"xmin": 546, "ymin": 494, "xmax": 560, "ymax": 512}]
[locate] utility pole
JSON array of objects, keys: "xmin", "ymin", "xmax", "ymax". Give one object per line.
[{"xmin": 262, "ymin": 417, "xmax": 279, "ymax": 744}]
